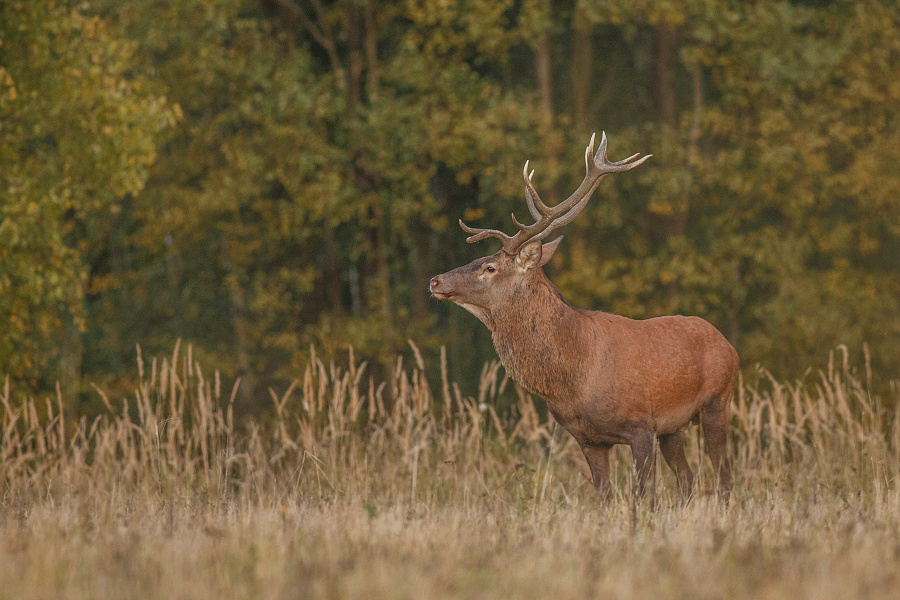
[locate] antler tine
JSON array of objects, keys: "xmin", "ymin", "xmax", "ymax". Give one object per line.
[
  {"xmin": 510, "ymin": 212, "xmax": 530, "ymax": 232},
  {"xmin": 598, "ymin": 152, "xmax": 652, "ymax": 173},
  {"xmin": 459, "ymin": 219, "xmax": 515, "ymax": 250},
  {"xmin": 610, "ymin": 152, "xmax": 641, "ymax": 165},
  {"xmin": 523, "ymin": 161, "xmax": 549, "ymax": 220},
  {"xmin": 584, "ymin": 132, "xmax": 597, "ymax": 173},
  {"xmin": 592, "ymin": 131, "xmax": 652, "ymax": 173}
]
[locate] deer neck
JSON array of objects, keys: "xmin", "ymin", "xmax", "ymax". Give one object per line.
[{"xmin": 488, "ymin": 271, "xmax": 588, "ymax": 400}]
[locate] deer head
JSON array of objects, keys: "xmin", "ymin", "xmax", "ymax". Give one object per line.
[{"xmin": 430, "ymin": 133, "xmax": 650, "ymax": 326}]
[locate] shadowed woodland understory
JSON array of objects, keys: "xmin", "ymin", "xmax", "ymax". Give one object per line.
[{"xmin": 2, "ymin": 0, "xmax": 899, "ymax": 409}]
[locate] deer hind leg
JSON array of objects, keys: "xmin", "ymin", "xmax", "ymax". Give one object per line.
[
  {"xmin": 658, "ymin": 430, "xmax": 694, "ymax": 502},
  {"xmin": 701, "ymin": 394, "xmax": 733, "ymax": 502},
  {"xmin": 580, "ymin": 443, "xmax": 612, "ymax": 500},
  {"xmin": 628, "ymin": 431, "xmax": 656, "ymax": 498}
]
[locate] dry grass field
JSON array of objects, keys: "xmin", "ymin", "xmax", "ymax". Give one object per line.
[{"xmin": 1, "ymin": 343, "xmax": 899, "ymax": 599}]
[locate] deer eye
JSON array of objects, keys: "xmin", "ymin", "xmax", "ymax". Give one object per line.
[{"xmin": 485, "ymin": 265, "xmax": 496, "ymax": 273}]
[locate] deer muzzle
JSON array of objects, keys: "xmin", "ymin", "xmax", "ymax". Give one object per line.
[{"xmin": 429, "ymin": 276, "xmax": 453, "ymax": 300}]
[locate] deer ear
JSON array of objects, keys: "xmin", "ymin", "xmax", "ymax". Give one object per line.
[
  {"xmin": 539, "ymin": 236, "xmax": 563, "ymax": 267},
  {"xmin": 516, "ymin": 240, "xmax": 543, "ymax": 270}
]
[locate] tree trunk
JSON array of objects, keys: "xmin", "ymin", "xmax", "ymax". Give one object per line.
[
  {"xmin": 364, "ymin": 0, "xmax": 379, "ymax": 102},
  {"xmin": 537, "ymin": 31, "xmax": 553, "ymax": 116},
  {"xmin": 376, "ymin": 206, "xmax": 393, "ymax": 350},
  {"xmin": 348, "ymin": 261, "xmax": 362, "ymax": 317},
  {"xmin": 59, "ymin": 314, "xmax": 83, "ymax": 411},
  {"xmin": 652, "ymin": 22, "xmax": 686, "ymax": 240},
  {"xmin": 220, "ymin": 233, "xmax": 256, "ymax": 405},
  {"xmin": 728, "ymin": 257, "xmax": 741, "ymax": 345},
  {"xmin": 672, "ymin": 59, "xmax": 703, "ymax": 239},
  {"xmin": 411, "ymin": 221, "xmax": 433, "ymax": 324},
  {"xmin": 323, "ymin": 217, "xmax": 344, "ymax": 317},
  {"xmin": 347, "ymin": 3, "xmax": 364, "ymax": 114},
  {"xmin": 352, "ymin": 1, "xmax": 392, "ymax": 352},
  {"xmin": 651, "ymin": 22, "xmax": 677, "ymax": 128},
  {"xmin": 368, "ymin": 202, "xmax": 394, "ymax": 356},
  {"xmin": 572, "ymin": 24, "xmax": 592, "ymax": 128},
  {"xmin": 229, "ymin": 282, "xmax": 253, "ymax": 384}
]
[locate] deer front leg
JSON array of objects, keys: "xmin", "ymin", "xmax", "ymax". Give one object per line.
[{"xmin": 579, "ymin": 443, "xmax": 612, "ymax": 499}]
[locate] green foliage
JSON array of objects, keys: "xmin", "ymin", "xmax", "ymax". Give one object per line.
[
  {"xmin": 1, "ymin": 0, "xmax": 899, "ymax": 401},
  {"xmin": 0, "ymin": 1, "xmax": 174, "ymax": 388}
]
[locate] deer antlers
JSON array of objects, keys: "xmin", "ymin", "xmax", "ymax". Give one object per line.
[{"xmin": 459, "ymin": 132, "xmax": 651, "ymax": 255}]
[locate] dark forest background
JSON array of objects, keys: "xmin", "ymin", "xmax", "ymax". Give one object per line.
[{"xmin": 2, "ymin": 0, "xmax": 898, "ymax": 413}]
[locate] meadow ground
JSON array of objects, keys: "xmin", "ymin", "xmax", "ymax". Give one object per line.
[{"xmin": 1, "ymin": 344, "xmax": 898, "ymax": 599}]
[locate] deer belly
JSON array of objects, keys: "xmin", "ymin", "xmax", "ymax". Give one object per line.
[
  {"xmin": 652, "ymin": 399, "xmax": 703, "ymax": 435},
  {"xmin": 550, "ymin": 400, "xmax": 646, "ymax": 447}
]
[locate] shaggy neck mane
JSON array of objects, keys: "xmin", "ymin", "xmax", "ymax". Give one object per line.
[{"xmin": 488, "ymin": 269, "xmax": 590, "ymax": 400}]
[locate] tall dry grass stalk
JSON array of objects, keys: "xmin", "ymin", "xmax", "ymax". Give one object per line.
[{"xmin": 0, "ymin": 342, "xmax": 898, "ymax": 600}]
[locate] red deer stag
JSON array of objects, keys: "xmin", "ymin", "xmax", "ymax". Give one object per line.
[{"xmin": 430, "ymin": 133, "xmax": 738, "ymax": 501}]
